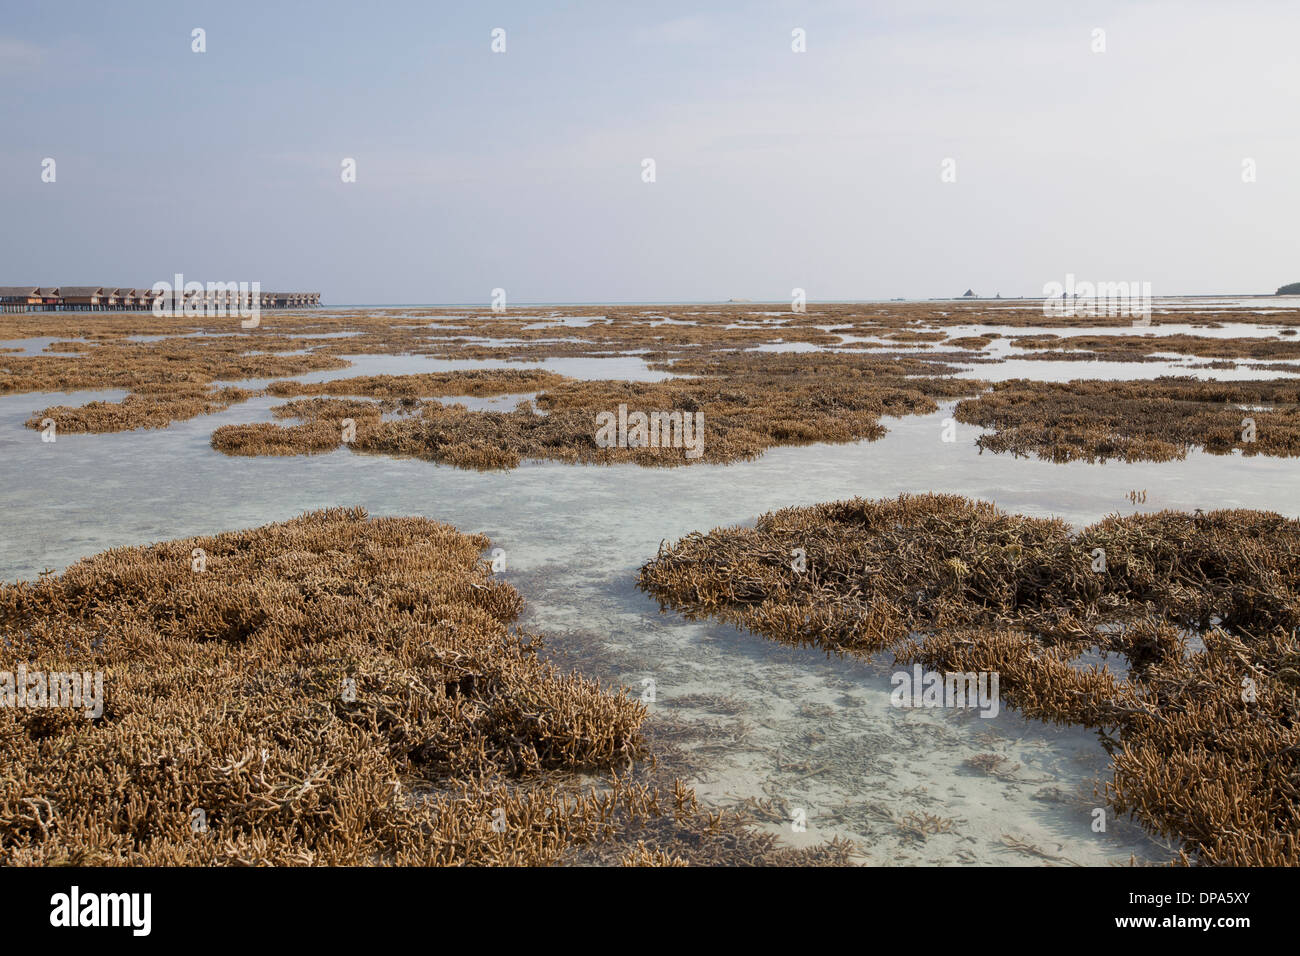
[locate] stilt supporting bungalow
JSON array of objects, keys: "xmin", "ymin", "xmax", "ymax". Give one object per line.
[{"xmin": 0, "ymin": 286, "xmax": 322, "ymax": 312}]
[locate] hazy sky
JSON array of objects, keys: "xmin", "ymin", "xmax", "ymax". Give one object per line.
[{"xmin": 2, "ymin": 1, "xmax": 1297, "ymax": 303}]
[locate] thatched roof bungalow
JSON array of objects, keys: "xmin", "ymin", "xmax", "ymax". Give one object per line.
[
  {"xmin": 1, "ymin": 285, "xmax": 319, "ymax": 312},
  {"xmin": 59, "ymin": 287, "xmax": 104, "ymax": 311},
  {"xmin": 0, "ymin": 287, "xmax": 43, "ymax": 312}
]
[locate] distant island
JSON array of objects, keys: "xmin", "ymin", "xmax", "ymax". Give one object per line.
[{"xmin": 1276, "ymin": 282, "xmax": 1300, "ymax": 295}]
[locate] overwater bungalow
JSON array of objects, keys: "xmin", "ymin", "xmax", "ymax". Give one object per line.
[
  {"xmin": 59, "ymin": 287, "xmax": 105, "ymax": 311},
  {"xmin": 0, "ymin": 285, "xmax": 321, "ymax": 312},
  {"xmin": 0, "ymin": 287, "xmax": 45, "ymax": 312}
]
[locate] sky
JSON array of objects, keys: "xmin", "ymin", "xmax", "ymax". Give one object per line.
[{"xmin": 1, "ymin": 0, "xmax": 1298, "ymax": 304}]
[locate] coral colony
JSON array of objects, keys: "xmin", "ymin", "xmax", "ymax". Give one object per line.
[
  {"xmin": 594, "ymin": 405, "xmax": 705, "ymax": 458},
  {"xmin": 4, "ymin": 298, "xmax": 1300, "ymax": 869},
  {"xmin": 639, "ymin": 493, "xmax": 1300, "ymax": 865}
]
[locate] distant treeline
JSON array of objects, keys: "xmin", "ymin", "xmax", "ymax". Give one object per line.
[{"xmin": 1277, "ymin": 282, "xmax": 1300, "ymax": 295}]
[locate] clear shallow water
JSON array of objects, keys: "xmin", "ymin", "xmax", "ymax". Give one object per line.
[
  {"xmin": 247, "ymin": 353, "xmax": 677, "ymax": 385},
  {"xmin": 944, "ymin": 322, "xmax": 1295, "ymax": 341},
  {"xmin": 5, "ymin": 374, "xmax": 1299, "ymax": 864},
  {"xmin": 522, "ymin": 316, "xmax": 607, "ymax": 329},
  {"xmin": 7, "ymin": 306, "xmax": 1298, "ymax": 864},
  {"xmin": 431, "ymin": 392, "xmax": 542, "ymax": 414},
  {"xmin": 708, "ymin": 318, "xmax": 1300, "ymax": 365},
  {"xmin": 0, "ymin": 337, "xmax": 88, "ymax": 357},
  {"xmin": 746, "ymin": 342, "xmax": 826, "ymax": 353},
  {"xmin": 975, "ymin": 296, "xmax": 1300, "ymax": 313},
  {"xmin": 124, "ymin": 332, "xmax": 240, "ymax": 342},
  {"xmin": 953, "ymin": 358, "xmax": 1300, "ymax": 382}
]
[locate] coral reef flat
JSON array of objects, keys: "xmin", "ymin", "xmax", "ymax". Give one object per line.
[
  {"xmin": 0, "ymin": 508, "xmax": 849, "ymax": 866},
  {"xmin": 3, "ymin": 301, "xmax": 1298, "ymax": 468},
  {"xmin": 639, "ymin": 494, "xmax": 1300, "ymax": 865},
  {"xmin": 4, "ymin": 298, "xmax": 1300, "ymax": 866}
]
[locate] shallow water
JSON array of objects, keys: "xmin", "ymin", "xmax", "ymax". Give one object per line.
[
  {"xmin": 6, "ymin": 357, "xmax": 1299, "ymax": 864},
  {"xmin": 291, "ymin": 353, "xmax": 675, "ymax": 384},
  {"xmin": 431, "ymin": 392, "xmax": 542, "ymax": 413},
  {"xmin": 746, "ymin": 342, "xmax": 826, "ymax": 353},
  {"xmin": 976, "ymin": 296, "xmax": 1300, "ymax": 313},
  {"xmin": 944, "ymin": 322, "xmax": 1294, "ymax": 341},
  {"xmin": 0, "ymin": 336, "xmax": 88, "ymax": 357},
  {"xmin": 6, "ymin": 302, "xmax": 1298, "ymax": 864},
  {"xmin": 953, "ymin": 357, "xmax": 1300, "ymax": 382},
  {"xmin": 522, "ymin": 316, "xmax": 606, "ymax": 329}
]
